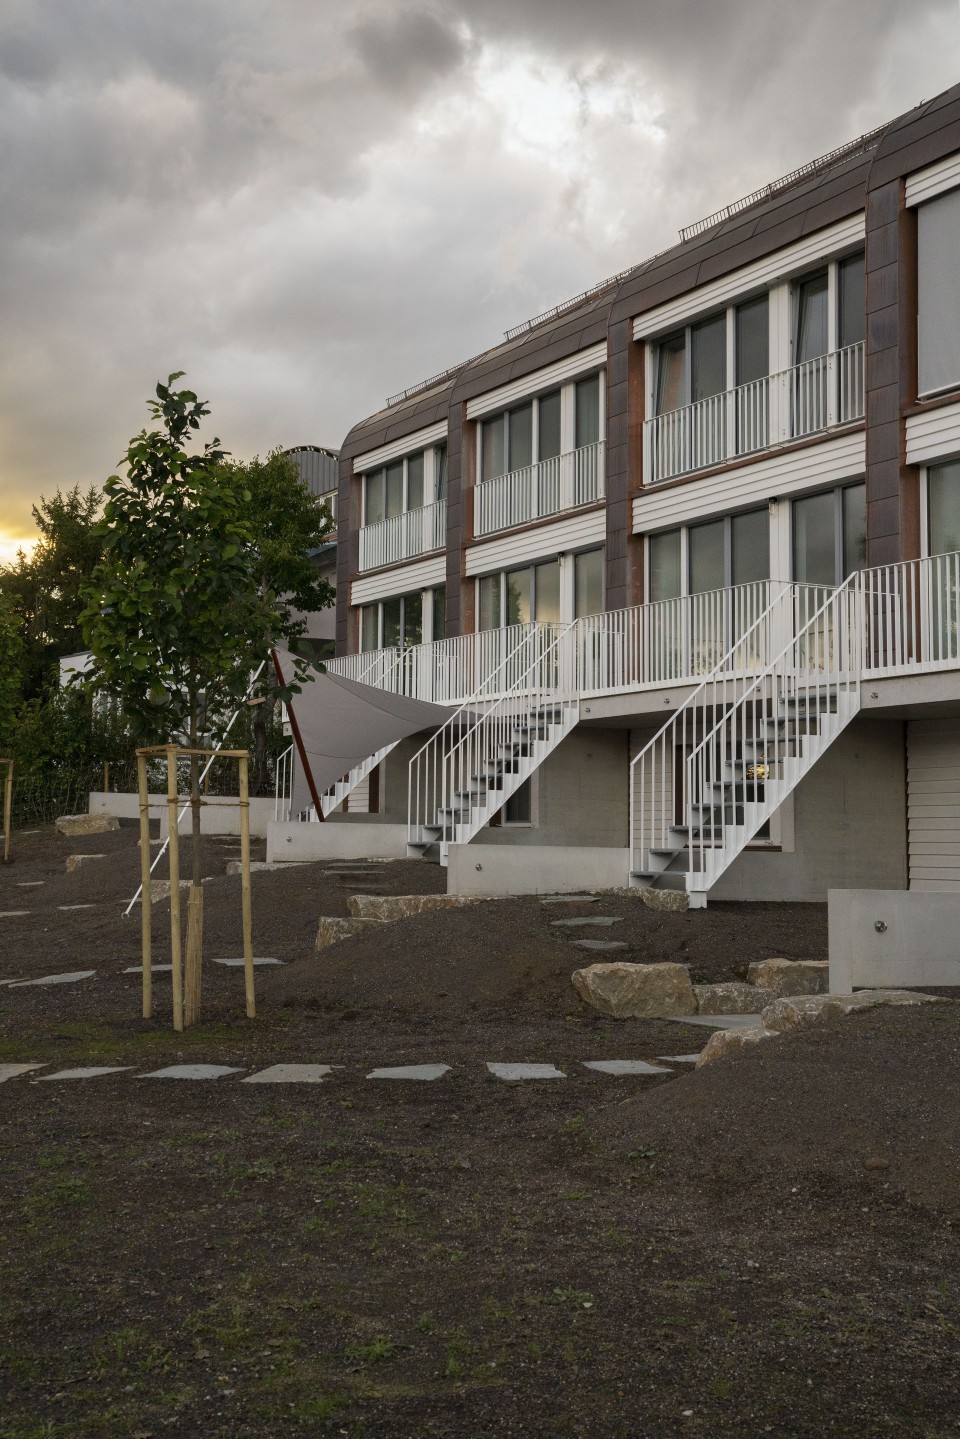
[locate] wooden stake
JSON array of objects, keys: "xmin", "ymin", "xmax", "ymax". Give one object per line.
[
  {"xmin": 166, "ymin": 746, "xmax": 184, "ymax": 1032},
  {"xmin": 184, "ymin": 885, "xmax": 203, "ymax": 1027},
  {"xmin": 103, "ymin": 760, "xmax": 110, "ymax": 794},
  {"xmin": 136, "ymin": 754, "xmax": 152, "ymax": 1019},
  {"xmin": 1, "ymin": 761, "xmax": 12, "ymax": 866},
  {"xmin": 238, "ymin": 754, "xmax": 255, "ymax": 1018}
]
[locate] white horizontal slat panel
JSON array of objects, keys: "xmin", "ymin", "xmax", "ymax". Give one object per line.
[
  {"xmin": 465, "ymin": 345, "xmax": 607, "ymax": 419},
  {"xmin": 632, "ymin": 431, "xmax": 865, "ymax": 533},
  {"xmin": 465, "ymin": 508, "xmax": 606, "ymax": 576},
  {"xmin": 355, "ymin": 421, "xmax": 447, "ymax": 473},
  {"xmin": 906, "ymin": 153, "xmax": 960, "ymax": 207},
  {"xmin": 905, "ymin": 401, "xmax": 960, "ymax": 466},
  {"xmin": 908, "ymin": 718, "xmax": 960, "ymax": 892},
  {"xmin": 351, "ymin": 555, "xmax": 446, "ymax": 605},
  {"xmin": 632, "ymin": 216, "xmax": 865, "ymax": 339}
]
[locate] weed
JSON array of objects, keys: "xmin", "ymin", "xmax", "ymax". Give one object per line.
[
  {"xmin": 553, "ymin": 1287, "xmax": 595, "ymax": 1309},
  {"xmin": 347, "ymin": 1336, "xmax": 398, "ymax": 1365}
]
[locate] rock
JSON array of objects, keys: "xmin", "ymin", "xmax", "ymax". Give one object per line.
[
  {"xmin": 315, "ymin": 916, "xmax": 383, "ymax": 951},
  {"xmin": 695, "ymin": 1026, "xmax": 777, "ymax": 1068},
  {"xmin": 571, "ymin": 961, "xmax": 696, "ymax": 1019},
  {"xmin": 130, "ymin": 879, "xmax": 192, "ymax": 903},
  {"xmin": 65, "ymin": 853, "xmax": 106, "ymax": 873},
  {"xmin": 761, "ymin": 988, "xmax": 941, "ymax": 1033},
  {"xmin": 863, "ymin": 1156, "xmax": 890, "ymax": 1171},
  {"xmin": 694, "ymin": 981, "xmax": 768, "ymax": 1015},
  {"xmin": 55, "ymin": 813, "xmax": 119, "ymax": 837},
  {"xmin": 640, "ymin": 887, "xmax": 690, "ymax": 913},
  {"xmin": 746, "ymin": 958, "xmax": 829, "ymax": 997},
  {"xmin": 347, "ymin": 893, "xmax": 477, "ymax": 921}
]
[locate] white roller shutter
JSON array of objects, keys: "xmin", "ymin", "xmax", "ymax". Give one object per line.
[{"xmin": 907, "ymin": 719, "xmax": 960, "ymax": 891}]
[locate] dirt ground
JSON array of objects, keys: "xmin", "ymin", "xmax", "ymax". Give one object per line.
[{"xmin": 1, "ymin": 822, "xmax": 959, "ymax": 1438}]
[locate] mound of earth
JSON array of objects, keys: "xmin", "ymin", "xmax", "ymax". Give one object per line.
[{"xmin": 597, "ymin": 1001, "xmax": 960, "ymax": 1213}]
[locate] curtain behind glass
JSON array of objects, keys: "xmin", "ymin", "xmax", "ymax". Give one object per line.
[
  {"xmin": 478, "ymin": 575, "xmax": 501, "ymax": 631},
  {"xmin": 538, "ymin": 390, "xmax": 561, "ymax": 460},
  {"xmin": 842, "ymin": 483, "xmax": 866, "ymax": 575},
  {"xmin": 656, "ymin": 335, "xmax": 686, "ymax": 414},
  {"xmin": 385, "ymin": 463, "xmax": 404, "ymax": 518},
  {"xmin": 793, "ymin": 491, "xmax": 836, "ymax": 584},
  {"xmin": 432, "ymin": 586, "xmax": 446, "ymax": 640},
  {"xmin": 575, "ymin": 374, "xmax": 600, "ymax": 447},
  {"xmin": 574, "ymin": 548, "xmax": 604, "ymax": 617},
  {"xmin": 364, "ymin": 470, "xmax": 385, "ymax": 525},
  {"xmin": 736, "ymin": 297, "xmax": 769, "ymax": 385},
  {"xmin": 731, "ymin": 509, "xmax": 770, "ymax": 585},
  {"xmin": 481, "ymin": 415, "xmax": 506, "ymax": 481},
  {"xmin": 534, "ymin": 561, "xmax": 560, "ymax": 622},
  {"xmin": 406, "ymin": 452, "xmax": 424, "ymax": 511},
  {"xmin": 506, "ymin": 567, "xmax": 531, "ymax": 626},
  {"xmin": 839, "ymin": 254, "xmax": 865, "ymax": 349},
  {"xmin": 929, "ymin": 462, "xmax": 960, "ymax": 555},
  {"xmin": 692, "ymin": 315, "xmax": 726, "ymax": 401},
  {"xmin": 509, "ymin": 403, "xmax": 533, "ymax": 471},
  {"xmin": 649, "ymin": 531, "xmax": 681, "ymax": 602},
  {"xmin": 434, "ymin": 444, "xmax": 448, "ymax": 501},
  {"xmin": 688, "ymin": 520, "xmax": 725, "ymax": 593}
]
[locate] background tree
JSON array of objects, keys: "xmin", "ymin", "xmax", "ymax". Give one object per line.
[{"xmin": 0, "ymin": 592, "xmax": 24, "ymax": 754}]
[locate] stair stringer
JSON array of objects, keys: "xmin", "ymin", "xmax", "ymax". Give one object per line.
[{"xmin": 320, "ymin": 741, "xmax": 398, "ymax": 819}]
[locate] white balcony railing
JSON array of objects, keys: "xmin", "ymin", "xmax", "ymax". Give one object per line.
[
  {"xmin": 358, "ymin": 499, "xmax": 445, "ymax": 572},
  {"xmin": 474, "ymin": 440, "xmax": 605, "ymax": 537},
  {"xmin": 645, "ymin": 342, "xmax": 865, "ymax": 483}
]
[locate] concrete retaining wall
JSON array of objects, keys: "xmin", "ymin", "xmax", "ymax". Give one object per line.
[
  {"xmin": 88, "ymin": 791, "xmax": 275, "ymax": 838},
  {"xmin": 267, "ymin": 820, "xmax": 409, "ymax": 862},
  {"xmin": 829, "ymin": 888, "xmax": 960, "ymax": 991},
  {"xmin": 447, "ymin": 844, "xmax": 630, "ymax": 896}
]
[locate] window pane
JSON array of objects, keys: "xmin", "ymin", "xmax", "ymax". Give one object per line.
[
  {"xmin": 689, "ymin": 519, "xmax": 725, "ymax": 593},
  {"xmin": 793, "ymin": 491, "xmax": 836, "ymax": 585},
  {"xmin": 481, "ymin": 415, "xmax": 506, "ymax": 481},
  {"xmin": 574, "ymin": 548, "xmax": 604, "ymax": 617},
  {"xmin": 406, "ymin": 452, "xmax": 424, "ymax": 511},
  {"xmin": 839, "ymin": 253, "xmax": 865, "ymax": 350},
  {"xmin": 930, "ymin": 462, "xmax": 960, "ymax": 554},
  {"xmin": 432, "ymin": 586, "xmax": 446, "ymax": 640},
  {"xmin": 656, "ymin": 334, "xmax": 686, "ymax": 414},
  {"xmin": 731, "ymin": 509, "xmax": 769, "ymax": 585},
  {"xmin": 534, "ymin": 560, "xmax": 560, "ymax": 622},
  {"xmin": 575, "ymin": 374, "xmax": 600, "ymax": 447},
  {"xmin": 364, "ymin": 470, "xmax": 385, "ymax": 526},
  {"xmin": 360, "ymin": 605, "xmax": 379, "ymax": 652},
  {"xmin": 434, "ymin": 444, "xmax": 448, "ymax": 501},
  {"xmin": 385, "ymin": 462, "xmax": 404, "ymax": 518},
  {"xmin": 402, "ymin": 591, "xmax": 422, "ymax": 648},
  {"xmin": 796, "ymin": 272, "xmax": 829, "ymax": 363},
  {"xmin": 509, "ymin": 403, "xmax": 533, "ymax": 471},
  {"xmin": 478, "ymin": 574, "xmax": 501, "ymax": 631},
  {"xmin": 918, "ymin": 190, "xmax": 960, "ymax": 396},
  {"xmin": 538, "ymin": 390, "xmax": 561, "ymax": 460},
  {"xmin": 504, "ymin": 777, "xmax": 532, "ymax": 823},
  {"xmin": 381, "ymin": 597, "xmax": 402, "ymax": 649},
  {"xmin": 649, "ymin": 531, "xmax": 681, "ymax": 602},
  {"xmin": 842, "ymin": 483, "xmax": 867, "ymax": 576},
  {"xmin": 736, "ymin": 296, "xmax": 769, "ymax": 385},
  {"xmin": 506, "ymin": 567, "xmax": 531, "ymax": 626},
  {"xmin": 692, "ymin": 315, "xmax": 726, "ymax": 401}
]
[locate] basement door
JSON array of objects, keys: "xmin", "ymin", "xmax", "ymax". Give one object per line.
[{"xmin": 907, "ymin": 718, "xmax": 960, "ymax": 892}]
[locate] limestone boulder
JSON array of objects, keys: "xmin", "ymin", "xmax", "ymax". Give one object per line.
[
  {"xmin": 315, "ymin": 916, "xmax": 383, "ymax": 951},
  {"xmin": 347, "ymin": 893, "xmax": 477, "ymax": 921},
  {"xmin": 571, "ymin": 961, "xmax": 696, "ymax": 1019},
  {"xmin": 65, "ymin": 853, "xmax": 106, "ymax": 873},
  {"xmin": 746, "ymin": 957, "xmax": 829, "ymax": 997},
  {"xmin": 640, "ymin": 887, "xmax": 689, "ymax": 913},
  {"xmin": 762, "ymin": 988, "xmax": 942, "ymax": 1034},
  {"xmin": 695, "ymin": 1026, "xmax": 777, "ymax": 1068},
  {"xmin": 55, "ymin": 813, "xmax": 119, "ymax": 837},
  {"xmin": 694, "ymin": 981, "xmax": 768, "ymax": 1015}
]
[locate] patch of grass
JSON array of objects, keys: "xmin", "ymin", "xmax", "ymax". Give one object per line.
[{"xmin": 347, "ymin": 1335, "xmax": 398, "ymax": 1365}]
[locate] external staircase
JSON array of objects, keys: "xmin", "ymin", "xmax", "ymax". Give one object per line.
[
  {"xmin": 631, "ymin": 577, "xmax": 861, "ymax": 906},
  {"xmin": 407, "ymin": 623, "xmax": 579, "ymax": 863},
  {"xmin": 274, "ymin": 740, "xmax": 398, "ymax": 822}
]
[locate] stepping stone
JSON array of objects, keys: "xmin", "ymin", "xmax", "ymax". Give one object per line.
[
  {"xmin": 123, "ymin": 964, "xmax": 174, "ymax": 973},
  {"xmin": 58, "ymin": 904, "xmax": 97, "ymax": 911},
  {"xmin": 540, "ymin": 894, "xmax": 599, "ymax": 904},
  {"xmin": 0, "ymin": 911, "xmax": 32, "ymax": 918},
  {"xmin": 37, "ymin": 1066, "xmax": 133, "ymax": 1081},
  {"xmin": 243, "ymin": 1064, "xmax": 340, "ymax": 1084},
  {"xmin": 0, "ymin": 1062, "xmax": 45, "ymax": 1082},
  {"xmin": 669, "ymin": 1014, "xmax": 766, "ymax": 1030},
  {"xmin": 572, "ymin": 939, "xmax": 629, "ymax": 952},
  {"xmin": 14, "ymin": 882, "xmax": 44, "ymax": 887},
  {"xmin": 140, "ymin": 1064, "xmax": 244, "ymax": 1081},
  {"xmin": 65, "ymin": 853, "xmax": 106, "ymax": 873},
  {"xmin": 323, "ymin": 868, "xmax": 378, "ymax": 876},
  {"xmin": 210, "ymin": 957, "xmax": 284, "ymax": 967},
  {"xmin": 366, "ymin": 1064, "xmax": 451, "ymax": 1081},
  {"xmin": 18, "ymin": 829, "xmax": 41, "ymax": 835},
  {"xmin": 581, "ymin": 1060, "xmax": 672, "ymax": 1076},
  {"xmin": 486, "ymin": 1062, "xmax": 566, "ymax": 1081},
  {"xmin": 551, "ymin": 916, "xmax": 621, "ymax": 927},
  {"xmin": 10, "ymin": 970, "xmax": 95, "ymax": 987},
  {"xmin": 658, "ymin": 1054, "xmax": 702, "ymax": 1064}
]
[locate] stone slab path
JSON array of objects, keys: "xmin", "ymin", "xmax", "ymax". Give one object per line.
[
  {"xmin": 551, "ymin": 917, "xmax": 621, "ymax": 928},
  {"xmin": 9, "ymin": 970, "xmax": 96, "ymax": 987}
]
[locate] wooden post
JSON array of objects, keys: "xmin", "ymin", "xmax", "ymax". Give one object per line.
[
  {"xmin": 166, "ymin": 746, "xmax": 184, "ymax": 1032},
  {"xmin": 238, "ymin": 754, "xmax": 255, "ymax": 1018},
  {"xmin": 184, "ymin": 885, "xmax": 203, "ymax": 1027},
  {"xmin": 1, "ymin": 761, "xmax": 12, "ymax": 866},
  {"xmin": 103, "ymin": 760, "xmax": 110, "ymax": 794},
  {"xmin": 136, "ymin": 753, "xmax": 152, "ymax": 1019}
]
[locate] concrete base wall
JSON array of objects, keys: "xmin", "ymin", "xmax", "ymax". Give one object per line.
[
  {"xmin": 267, "ymin": 820, "xmax": 409, "ymax": 862},
  {"xmin": 829, "ymin": 888, "xmax": 960, "ymax": 990},
  {"xmin": 88, "ymin": 791, "xmax": 275, "ymax": 837},
  {"xmin": 447, "ymin": 844, "xmax": 630, "ymax": 896}
]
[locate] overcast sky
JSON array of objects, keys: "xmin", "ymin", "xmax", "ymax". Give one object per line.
[{"xmin": 2, "ymin": 0, "xmax": 959, "ymax": 558}]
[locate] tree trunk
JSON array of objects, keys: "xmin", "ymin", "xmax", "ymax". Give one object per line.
[
  {"xmin": 252, "ymin": 697, "xmax": 270, "ymax": 796},
  {"xmin": 184, "ymin": 696, "xmax": 204, "ymax": 1026}
]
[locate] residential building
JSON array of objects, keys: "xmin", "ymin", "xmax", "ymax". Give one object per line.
[
  {"xmin": 277, "ymin": 82, "xmax": 960, "ymax": 909},
  {"xmin": 284, "ymin": 445, "xmax": 339, "ymax": 661}
]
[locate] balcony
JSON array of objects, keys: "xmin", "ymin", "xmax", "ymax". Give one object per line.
[
  {"xmin": 358, "ymin": 499, "xmax": 446, "ymax": 572},
  {"xmin": 644, "ymin": 342, "xmax": 865, "ymax": 484},
  {"xmin": 474, "ymin": 440, "xmax": 605, "ymax": 538}
]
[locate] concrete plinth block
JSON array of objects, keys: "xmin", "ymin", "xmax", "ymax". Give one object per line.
[
  {"xmin": 640, "ymin": 888, "xmax": 690, "ymax": 913},
  {"xmin": 10, "ymin": 970, "xmax": 95, "ymax": 987},
  {"xmin": 695, "ymin": 1026, "xmax": 776, "ymax": 1067},
  {"xmin": 540, "ymin": 894, "xmax": 599, "ymax": 904},
  {"xmin": 581, "ymin": 1060, "xmax": 671, "ymax": 1075},
  {"xmin": 211, "ymin": 957, "xmax": 284, "ymax": 967},
  {"xmin": 367, "ymin": 1064, "xmax": 451, "ymax": 1081},
  {"xmin": 572, "ymin": 939, "xmax": 629, "ymax": 952},
  {"xmin": 694, "ymin": 981, "xmax": 768, "ymax": 1015},
  {"xmin": 0, "ymin": 1063, "xmax": 46, "ymax": 1082},
  {"xmin": 140, "ymin": 1065, "xmax": 244, "ymax": 1080},
  {"xmin": 551, "ymin": 916, "xmax": 621, "ymax": 927},
  {"xmin": 65, "ymin": 853, "xmax": 106, "ymax": 873},
  {"xmin": 487, "ymin": 1062, "xmax": 566, "ymax": 1081},
  {"xmin": 746, "ymin": 958, "xmax": 830, "ymax": 998},
  {"xmin": 243, "ymin": 1064, "xmax": 340, "ymax": 1084},
  {"xmin": 37, "ymin": 1066, "xmax": 133, "ymax": 1081},
  {"xmin": 55, "ymin": 813, "xmax": 119, "ymax": 836},
  {"xmin": 572, "ymin": 961, "xmax": 696, "ymax": 1019},
  {"xmin": 315, "ymin": 916, "xmax": 384, "ymax": 951},
  {"xmin": 348, "ymin": 893, "xmax": 475, "ymax": 921}
]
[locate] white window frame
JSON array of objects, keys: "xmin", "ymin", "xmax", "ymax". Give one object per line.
[
  {"xmin": 361, "ymin": 446, "xmax": 443, "ymax": 527},
  {"xmin": 476, "ymin": 373, "xmax": 604, "ymax": 482}
]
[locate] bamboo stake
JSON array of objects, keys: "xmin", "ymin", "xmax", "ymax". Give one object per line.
[
  {"xmin": 136, "ymin": 754, "xmax": 152, "ymax": 1019},
  {"xmin": 103, "ymin": 760, "xmax": 110, "ymax": 794},
  {"xmin": 238, "ymin": 754, "xmax": 255, "ymax": 1018},
  {"xmin": 2, "ymin": 761, "xmax": 12, "ymax": 865},
  {"xmin": 184, "ymin": 886, "xmax": 203, "ymax": 1027},
  {"xmin": 166, "ymin": 746, "xmax": 184, "ymax": 1032}
]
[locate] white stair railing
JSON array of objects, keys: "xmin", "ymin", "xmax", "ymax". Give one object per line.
[
  {"xmin": 274, "ymin": 743, "xmax": 294, "ymax": 821},
  {"xmin": 320, "ymin": 742, "xmax": 396, "ymax": 818}
]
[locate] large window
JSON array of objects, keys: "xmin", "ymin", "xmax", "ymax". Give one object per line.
[
  {"xmin": 477, "ymin": 561, "xmax": 562, "ymax": 631},
  {"xmin": 918, "ymin": 187, "xmax": 960, "ymax": 398},
  {"xmin": 929, "ymin": 462, "xmax": 960, "ymax": 555},
  {"xmin": 792, "ymin": 482, "xmax": 866, "ymax": 585},
  {"xmin": 574, "ymin": 548, "xmax": 604, "ymax": 617},
  {"xmin": 363, "ymin": 445, "xmax": 444, "ymax": 525},
  {"xmin": 647, "ymin": 509, "xmax": 770, "ymax": 601},
  {"xmin": 478, "ymin": 374, "xmax": 601, "ymax": 481},
  {"xmin": 358, "ymin": 592, "xmax": 423, "ymax": 651}
]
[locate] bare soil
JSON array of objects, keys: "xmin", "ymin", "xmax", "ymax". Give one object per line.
[{"xmin": 1, "ymin": 823, "xmax": 958, "ymax": 1438}]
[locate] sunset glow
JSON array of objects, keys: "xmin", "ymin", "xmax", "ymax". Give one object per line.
[{"xmin": 0, "ymin": 533, "xmax": 38, "ymax": 568}]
